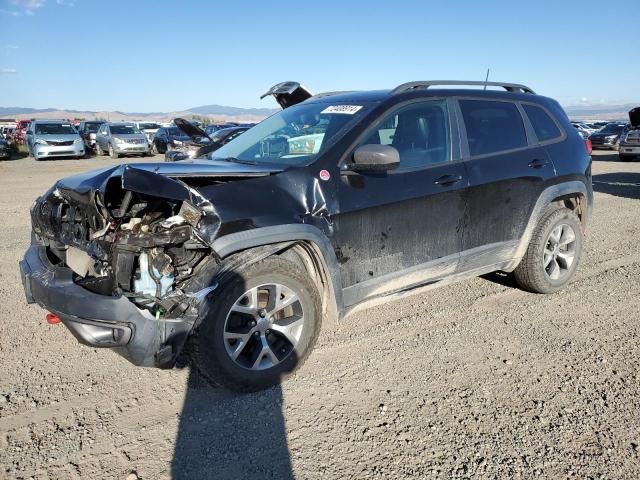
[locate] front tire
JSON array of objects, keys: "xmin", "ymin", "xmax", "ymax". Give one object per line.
[
  {"xmin": 514, "ymin": 207, "xmax": 583, "ymax": 294},
  {"xmin": 95, "ymin": 142, "xmax": 104, "ymax": 156},
  {"xmin": 108, "ymin": 143, "xmax": 120, "ymax": 159},
  {"xmin": 192, "ymin": 256, "xmax": 322, "ymax": 393}
]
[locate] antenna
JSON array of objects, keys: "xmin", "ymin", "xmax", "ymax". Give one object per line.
[{"xmin": 483, "ymin": 69, "xmax": 490, "ymax": 90}]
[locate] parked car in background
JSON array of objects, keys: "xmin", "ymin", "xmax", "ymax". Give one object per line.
[
  {"xmin": 164, "ymin": 121, "xmax": 249, "ymax": 161},
  {"xmin": 571, "ymin": 123, "xmax": 591, "ymax": 139},
  {"xmin": 133, "ymin": 122, "xmax": 162, "ymax": 144},
  {"xmin": 77, "ymin": 121, "xmax": 104, "ymax": 150},
  {"xmin": 588, "ymin": 122, "xmax": 628, "ymax": 149},
  {"xmin": 1, "ymin": 126, "xmax": 15, "ymax": 141},
  {"xmin": 13, "ymin": 120, "xmax": 31, "ymax": 145},
  {"xmin": 95, "ymin": 123, "xmax": 150, "ymax": 159},
  {"xmin": 0, "ymin": 137, "xmax": 13, "ymax": 159},
  {"xmin": 571, "ymin": 122, "xmax": 597, "ymax": 136},
  {"xmin": 151, "ymin": 126, "xmax": 191, "ymax": 154},
  {"xmin": 204, "ymin": 123, "xmax": 238, "ymax": 136},
  {"xmin": 618, "ymin": 107, "xmax": 640, "ymax": 161},
  {"xmin": 25, "ymin": 120, "xmax": 85, "ymax": 160}
]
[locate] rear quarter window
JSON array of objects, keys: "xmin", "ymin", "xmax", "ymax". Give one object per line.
[
  {"xmin": 523, "ymin": 104, "xmax": 562, "ymax": 142},
  {"xmin": 459, "ymin": 99, "xmax": 528, "ymax": 156}
]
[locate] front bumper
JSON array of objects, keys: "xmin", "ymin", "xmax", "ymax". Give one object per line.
[
  {"xmin": 113, "ymin": 142, "xmax": 150, "ymax": 155},
  {"xmin": 19, "ymin": 245, "xmax": 200, "ymax": 367},
  {"xmin": 34, "ymin": 143, "xmax": 85, "ymax": 159},
  {"xmin": 619, "ymin": 145, "xmax": 640, "ymax": 155}
]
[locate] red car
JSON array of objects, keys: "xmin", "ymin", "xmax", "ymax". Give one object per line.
[{"xmin": 13, "ymin": 120, "xmax": 31, "ymax": 145}]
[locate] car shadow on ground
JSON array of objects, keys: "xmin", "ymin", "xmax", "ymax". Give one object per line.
[
  {"xmin": 480, "ymin": 270, "xmax": 519, "ymax": 288},
  {"xmin": 171, "ymin": 372, "xmax": 293, "ymax": 480},
  {"xmin": 592, "ymin": 172, "xmax": 640, "ymax": 200},
  {"xmin": 171, "ymin": 269, "xmax": 295, "ymax": 480}
]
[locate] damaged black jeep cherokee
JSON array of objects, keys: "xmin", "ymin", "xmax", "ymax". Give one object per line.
[{"xmin": 20, "ymin": 80, "xmax": 593, "ymax": 392}]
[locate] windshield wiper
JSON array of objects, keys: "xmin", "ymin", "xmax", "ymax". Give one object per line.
[{"xmin": 215, "ymin": 156, "xmax": 259, "ymax": 165}]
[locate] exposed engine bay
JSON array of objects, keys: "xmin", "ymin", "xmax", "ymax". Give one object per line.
[{"xmin": 30, "ymin": 168, "xmax": 221, "ymax": 320}]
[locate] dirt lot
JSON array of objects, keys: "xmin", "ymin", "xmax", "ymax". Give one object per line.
[{"xmin": 0, "ymin": 150, "xmax": 639, "ymax": 479}]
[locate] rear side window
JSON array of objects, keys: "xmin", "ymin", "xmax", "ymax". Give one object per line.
[
  {"xmin": 523, "ymin": 104, "xmax": 562, "ymax": 142},
  {"xmin": 459, "ymin": 99, "xmax": 527, "ymax": 156}
]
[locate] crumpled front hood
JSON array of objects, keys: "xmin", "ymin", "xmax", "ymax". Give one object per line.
[{"xmin": 53, "ymin": 160, "xmax": 284, "ymax": 204}]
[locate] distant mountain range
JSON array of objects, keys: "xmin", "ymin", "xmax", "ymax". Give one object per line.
[
  {"xmin": 563, "ymin": 103, "xmax": 636, "ymax": 121},
  {"xmin": 0, "ymin": 104, "xmax": 280, "ymax": 123},
  {"xmin": 0, "ymin": 101, "xmax": 636, "ymax": 123}
]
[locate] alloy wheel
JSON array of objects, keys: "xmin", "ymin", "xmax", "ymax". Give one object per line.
[
  {"xmin": 223, "ymin": 283, "xmax": 305, "ymax": 370},
  {"xmin": 543, "ymin": 223, "xmax": 576, "ymax": 280}
]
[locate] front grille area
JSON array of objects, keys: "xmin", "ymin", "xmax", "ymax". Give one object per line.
[
  {"xmin": 624, "ymin": 132, "xmax": 640, "ymax": 145},
  {"xmin": 125, "ymin": 139, "xmax": 146, "ymax": 145},
  {"xmin": 46, "ymin": 140, "xmax": 74, "ymax": 146}
]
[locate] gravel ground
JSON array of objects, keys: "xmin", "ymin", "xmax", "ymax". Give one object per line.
[{"xmin": 0, "ymin": 150, "xmax": 639, "ymax": 479}]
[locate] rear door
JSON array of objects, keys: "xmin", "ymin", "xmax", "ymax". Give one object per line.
[
  {"xmin": 333, "ymin": 99, "xmax": 467, "ymax": 306},
  {"xmin": 457, "ymin": 98, "xmax": 557, "ymax": 272}
]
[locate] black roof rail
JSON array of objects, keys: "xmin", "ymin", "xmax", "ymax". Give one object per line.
[
  {"xmin": 392, "ymin": 80, "xmax": 536, "ymax": 95},
  {"xmin": 311, "ymin": 91, "xmax": 356, "ymax": 99}
]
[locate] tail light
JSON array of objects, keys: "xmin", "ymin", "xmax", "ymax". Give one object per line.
[{"xmin": 584, "ymin": 138, "xmax": 592, "ymax": 155}]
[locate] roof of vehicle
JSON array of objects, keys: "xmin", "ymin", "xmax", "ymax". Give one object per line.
[
  {"xmin": 32, "ymin": 119, "xmax": 75, "ymax": 124},
  {"xmin": 305, "ymin": 81, "xmax": 542, "ymax": 105}
]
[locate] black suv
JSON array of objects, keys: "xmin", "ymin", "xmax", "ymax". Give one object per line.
[{"xmin": 19, "ymin": 80, "xmax": 593, "ymax": 392}]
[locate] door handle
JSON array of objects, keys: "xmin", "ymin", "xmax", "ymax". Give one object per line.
[
  {"xmin": 434, "ymin": 174, "xmax": 463, "ymax": 186},
  {"xmin": 528, "ymin": 158, "xmax": 550, "ymax": 168}
]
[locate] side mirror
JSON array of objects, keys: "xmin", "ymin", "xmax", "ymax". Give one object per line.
[{"xmin": 349, "ymin": 144, "xmax": 400, "ymax": 172}]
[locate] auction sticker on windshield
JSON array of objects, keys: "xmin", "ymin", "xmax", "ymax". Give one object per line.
[{"xmin": 321, "ymin": 105, "xmax": 363, "ymax": 115}]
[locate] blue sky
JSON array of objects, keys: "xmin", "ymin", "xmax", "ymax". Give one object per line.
[{"xmin": 0, "ymin": 0, "xmax": 638, "ymax": 112}]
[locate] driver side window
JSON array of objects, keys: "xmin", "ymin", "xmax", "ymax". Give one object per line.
[{"xmin": 360, "ymin": 100, "xmax": 450, "ymax": 170}]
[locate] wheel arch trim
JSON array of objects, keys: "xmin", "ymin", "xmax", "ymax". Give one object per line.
[
  {"xmin": 506, "ymin": 180, "xmax": 591, "ymax": 271},
  {"xmin": 212, "ymin": 224, "xmax": 344, "ymax": 318}
]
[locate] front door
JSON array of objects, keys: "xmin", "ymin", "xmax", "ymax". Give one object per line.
[{"xmin": 333, "ymin": 99, "xmax": 467, "ymax": 307}]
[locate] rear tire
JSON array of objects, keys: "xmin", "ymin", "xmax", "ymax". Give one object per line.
[
  {"xmin": 192, "ymin": 256, "xmax": 322, "ymax": 393},
  {"xmin": 95, "ymin": 142, "xmax": 104, "ymax": 156},
  {"xmin": 513, "ymin": 207, "xmax": 583, "ymax": 294}
]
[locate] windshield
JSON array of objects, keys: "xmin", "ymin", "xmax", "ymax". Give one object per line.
[
  {"xmin": 111, "ymin": 125, "xmax": 140, "ymax": 134},
  {"xmin": 138, "ymin": 123, "xmax": 161, "ymax": 130},
  {"xmin": 210, "ymin": 128, "xmax": 239, "ymax": 141},
  {"xmin": 211, "ymin": 102, "xmax": 371, "ymax": 165},
  {"xmin": 85, "ymin": 122, "xmax": 102, "ymax": 132},
  {"xmin": 35, "ymin": 123, "xmax": 77, "ymax": 135},
  {"xmin": 601, "ymin": 123, "xmax": 626, "ymax": 133}
]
